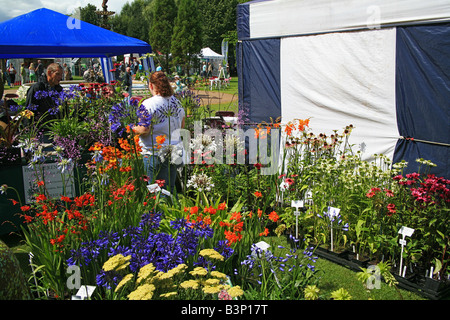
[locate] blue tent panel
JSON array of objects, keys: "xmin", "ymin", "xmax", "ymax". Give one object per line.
[
  {"xmin": 394, "ymin": 23, "xmax": 450, "ymax": 178},
  {"xmin": 0, "ymin": 8, "xmax": 151, "ymax": 58},
  {"xmin": 237, "ymin": 39, "xmax": 281, "ymax": 124}
]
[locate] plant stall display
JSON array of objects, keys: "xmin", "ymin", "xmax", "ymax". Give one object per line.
[{"xmin": 0, "ymin": 80, "xmax": 448, "ymax": 301}]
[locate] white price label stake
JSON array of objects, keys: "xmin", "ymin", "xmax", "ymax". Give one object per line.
[
  {"xmin": 291, "ymin": 200, "xmax": 304, "ymax": 239},
  {"xmin": 328, "ymin": 206, "xmax": 340, "ymax": 252},
  {"xmin": 398, "ymin": 226, "xmax": 415, "ymax": 276}
]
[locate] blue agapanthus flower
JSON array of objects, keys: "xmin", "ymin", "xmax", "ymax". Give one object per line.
[
  {"xmin": 67, "ymin": 211, "xmax": 222, "ymax": 291},
  {"xmin": 108, "ymin": 102, "xmax": 130, "ymax": 135}
]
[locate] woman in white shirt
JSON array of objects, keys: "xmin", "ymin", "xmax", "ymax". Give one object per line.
[{"xmin": 133, "ymin": 71, "xmax": 185, "ymax": 193}]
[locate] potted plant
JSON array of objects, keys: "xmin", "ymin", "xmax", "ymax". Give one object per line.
[{"xmin": 0, "ymin": 94, "xmax": 33, "ymax": 165}]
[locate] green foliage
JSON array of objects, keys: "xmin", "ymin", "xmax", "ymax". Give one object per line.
[
  {"xmin": 79, "ymin": 4, "xmax": 101, "ymax": 26},
  {"xmin": 197, "ymin": 0, "xmax": 239, "ymax": 52},
  {"xmin": 148, "ymin": 0, "xmax": 178, "ymax": 71},
  {"xmin": 171, "ymin": 0, "xmax": 203, "ymax": 75},
  {"xmin": 0, "ymin": 240, "xmax": 31, "ymax": 299},
  {"xmin": 110, "ymin": 0, "xmax": 154, "ymax": 42}
]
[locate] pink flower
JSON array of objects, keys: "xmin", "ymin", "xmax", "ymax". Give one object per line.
[{"xmin": 387, "ymin": 203, "xmax": 396, "ymax": 215}]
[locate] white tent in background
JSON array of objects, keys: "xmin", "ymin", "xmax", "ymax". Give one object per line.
[
  {"xmin": 200, "ymin": 47, "xmax": 224, "ymax": 59},
  {"xmin": 200, "ymin": 47, "xmax": 225, "ymax": 77}
]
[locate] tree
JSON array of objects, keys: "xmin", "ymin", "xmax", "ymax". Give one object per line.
[
  {"xmin": 148, "ymin": 0, "xmax": 178, "ymax": 72},
  {"xmin": 110, "ymin": 0, "xmax": 153, "ymax": 42},
  {"xmin": 197, "ymin": 0, "xmax": 239, "ymax": 53},
  {"xmin": 171, "ymin": 0, "xmax": 202, "ymax": 76},
  {"xmin": 79, "ymin": 4, "xmax": 101, "ymax": 26}
]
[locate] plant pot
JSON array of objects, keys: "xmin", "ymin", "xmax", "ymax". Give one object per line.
[
  {"xmin": 424, "ymin": 277, "xmax": 443, "ymax": 291},
  {"xmin": 348, "ymin": 253, "xmax": 370, "ymax": 268},
  {"xmin": 422, "ymin": 277, "xmax": 450, "ymax": 299},
  {"xmin": 314, "ymin": 245, "xmax": 352, "ymax": 268}
]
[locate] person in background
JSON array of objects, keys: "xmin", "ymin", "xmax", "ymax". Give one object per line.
[
  {"xmin": 29, "ymin": 63, "xmax": 36, "ymax": 83},
  {"xmin": 20, "ymin": 63, "xmax": 27, "ymax": 85},
  {"xmin": 36, "ymin": 60, "xmax": 45, "ymax": 83},
  {"xmin": 133, "ymin": 71, "xmax": 185, "ymax": 194},
  {"xmin": 123, "ymin": 66, "xmax": 133, "ymax": 96},
  {"xmin": 25, "ymin": 63, "xmax": 63, "ymax": 121},
  {"xmin": 7, "ymin": 64, "xmax": 16, "ymax": 87}
]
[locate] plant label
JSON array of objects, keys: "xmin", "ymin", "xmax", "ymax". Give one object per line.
[
  {"xmin": 398, "ymin": 226, "xmax": 414, "ymax": 238},
  {"xmin": 72, "ymin": 285, "xmax": 96, "ymax": 300},
  {"xmin": 291, "ymin": 200, "xmax": 304, "ymax": 209},
  {"xmin": 147, "ymin": 183, "xmax": 161, "ymax": 193},
  {"xmin": 399, "ymin": 239, "xmax": 407, "ymax": 246},
  {"xmin": 327, "ymin": 206, "xmax": 340, "ymax": 218},
  {"xmin": 255, "ymin": 241, "xmax": 271, "ymax": 252}
]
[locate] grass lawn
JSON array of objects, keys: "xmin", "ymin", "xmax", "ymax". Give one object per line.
[
  {"xmin": 314, "ymin": 258, "xmax": 425, "ymax": 300},
  {"xmin": 266, "ymin": 235, "xmax": 426, "ymax": 300}
]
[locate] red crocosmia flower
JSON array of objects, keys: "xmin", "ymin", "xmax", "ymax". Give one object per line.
[
  {"xmin": 203, "ymin": 216, "xmax": 212, "ymax": 225},
  {"xmin": 259, "ymin": 228, "xmax": 269, "ymax": 237},
  {"xmin": 233, "ymin": 221, "xmax": 244, "ymax": 233},
  {"xmin": 230, "ymin": 212, "xmax": 242, "ymax": 222},
  {"xmin": 9, "ymin": 199, "xmax": 18, "ymax": 205},
  {"xmin": 60, "ymin": 195, "xmax": 72, "ymax": 202},
  {"xmin": 190, "ymin": 206, "xmax": 199, "ymax": 215},
  {"xmin": 37, "ymin": 180, "xmax": 45, "ymax": 187},
  {"xmin": 21, "ymin": 205, "xmax": 31, "ymax": 212},
  {"xmin": 254, "ymin": 191, "xmax": 262, "ymax": 198},
  {"xmin": 269, "ymin": 211, "xmax": 279, "ymax": 222},
  {"xmin": 218, "ymin": 202, "xmax": 227, "ymax": 210},
  {"xmin": 35, "ymin": 194, "xmax": 47, "ymax": 202},
  {"xmin": 257, "ymin": 209, "xmax": 263, "ymax": 218},
  {"xmin": 23, "ymin": 215, "xmax": 33, "ymax": 223}
]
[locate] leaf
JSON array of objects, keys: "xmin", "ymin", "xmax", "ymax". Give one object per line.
[
  {"xmin": 355, "ymin": 220, "xmax": 365, "ymax": 238},
  {"xmin": 433, "ymin": 258, "xmax": 442, "ymax": 275},
  {"xmin": 436, "ymin": 230, "xmax": 445, "ymax": 239}
]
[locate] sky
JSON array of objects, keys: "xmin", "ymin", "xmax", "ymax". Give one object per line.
[{"xmin": 0, "ymin": 0, "xmax": 125, "ymax": 23}]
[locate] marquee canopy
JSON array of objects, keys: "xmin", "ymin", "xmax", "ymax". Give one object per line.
[
  {"xmin": 237, "ymin": 0, "xmax": 450, "ymax": 178},
  {"xmin": 0, "ymin": 8, "xmax": 152, "ymax": 58}
]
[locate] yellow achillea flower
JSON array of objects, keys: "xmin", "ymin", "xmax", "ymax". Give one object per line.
[
  {"xmin": 102, "ymin": 254, "xmax": 131, "ymax": 272},
  {"xmin": 160, "ymin": 291, "xmax": 177, "ymax": 299},
  {"xmin": 199, "ymin": 249, "xmax": 224, "ymax": 261},
  {"xmin": 137, "ymin": 263, "xmax": 156, "ymax": 284},
  {"xmin": 115, "ymin": 273, "xmax": 134, "ymax": 292},
  {"xmin": 189, "ymin": 267, "xmax": 208, "ymax": 277},
  {"xmin": 128, "ymin": 283, "xmax": 156, "ymax": 300},
  {"xmin": 205, "ymin": 278, "xmax": 220, "ymax": 286},
  {"xmin": 152, "ymin": 271, "xmax": 174, "ymax": 283},
  {"xmin": 210, "ymin": 271, "xmax": 227, "ymax": 280},
  {"xmin": 167, "ymin": 264, "xmax": 188, "ymax": 276},
  {"xmin": 228, "ymin": 286, "xmax": 244, "ymax": 298},
  {"xmin": 202, "ymin": 285, "xmax": 222, "ymax": 294},
  {"xmin": 180, "ymin": 279, "xmax": 200, "ymax": 290}
]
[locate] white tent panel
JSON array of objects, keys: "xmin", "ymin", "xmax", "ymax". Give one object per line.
[
  {"xmin": 250, "ymin": 0, "xmax": 450, "ymax": 39},
  {"xmin": 281, "ymin": 27, "xmax": 399, "ymax": 161}
]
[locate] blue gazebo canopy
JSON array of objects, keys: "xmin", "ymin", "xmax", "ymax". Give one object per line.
[{"xmin": 0, "ymin": 8, "xmax": 152, "ymax": 58}]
